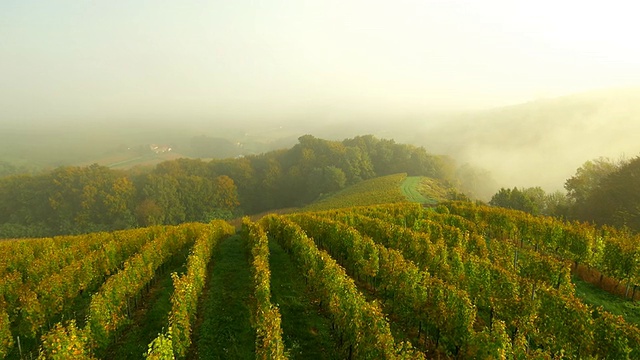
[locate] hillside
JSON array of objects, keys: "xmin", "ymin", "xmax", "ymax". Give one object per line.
[
  {"xmin": 408, "ymin": 88, "xmax": 640, "ymax": 191},
  {"xmin": 303, "ymin": 173, "xmax": 451, "ymax": 212},
  {"xmin": 0, "ymin": 135, "xmax": 459, "ymax": 239},
  {"xmin": 3, "ymin": 202, "xmax": 640, "ymax": 359},
  {"xmin": 303, "ymin": 173, "xmax": 409, "ymax": 211}
]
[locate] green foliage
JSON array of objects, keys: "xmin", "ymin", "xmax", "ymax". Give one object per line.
[
  {"xmin": 308, "ymin": 166, "xmax": 346, "ymax": 196},
  {"xmin": 0, "ymin": 135, "xmax": 454, "ymax": 238},
  {"xmin": 38, "ymin": 320, "xmax": 93, "ymax": 360},
  {"xmin": 307, "ymin": 202, "xmax": 640, "ymax": 357},
  {"xmin": 262, "ymin": 215, "xmax": 425, "ymax": 359},
  {"xmin": 145, "ymin": 221, "xmax": 233, "ymax": 359},
  {"xmin": 145, "ymin": 331, "xmax": 175, "ymax": 360},
  {"xmin": 243, "ymin": 218, "xmax": 287, "ymax": 359},
  {"xmin": 196, "ymin": 235, "xmax": 256, "ymax": 359},
  {"xmin": 0, "ymin": 309, "xmax": 13, "ymax": 359},
  {"xmin": 8, "ymin": 188, "xmax": 640, "ymax": 359},
  {"xmin": 0, "ymin": 160, "xmax": 29, "ymax": 178},
  {"xmin": 571, "ymin": 156, "xmax": 640, "ymax": 231},
  {"xmin": 490, "ymin": 187, "xmax": 539, "ymax": 214},
  {"xmin": 565, "ymin": 157, "xmax": 621, "ymax": 205},
  {"xmin": 266, "ymin": 239, "xmax": 342, "ymax": 359},
  {"xmin": 85, "ymin": 225, "xmax": 201, "ymax": 352},
  {"xmin": 489, "ymin": 186, "xmax": 569, "ymax": 216}
]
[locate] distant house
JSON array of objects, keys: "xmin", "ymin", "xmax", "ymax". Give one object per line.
[{"xmin": 150, "ymin": 144, "xmax": 172, "ymax": 154}]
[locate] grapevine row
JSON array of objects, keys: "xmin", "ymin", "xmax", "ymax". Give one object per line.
[
  {"xmin": 0, "ymin": 233, "xmax": 109, "ymax": 315},
  {"xmin": 444, "ymin": 201, "xmax": 640, "ymax": 298},
  {"xmin": 261, "ymin": 214, "xmax": 425, "ymax": 359},
  {"xmin": 146, "ymin": 220, "xmax": 234, "ymax": 359},
  {"xmin": 318, "ymin": 209, "xmax": 574, "ymax": 295},
  {"xmin": 0, "ymin": 232, "xmax": 116, "ymax": 280},
  {"xmin": 38, "ymin": 224, "xmax": 198, "ymax": 358},
  {"xmin": 243, "ymin": 218, "xmax": 286, "ymax": 359},
  {"xmin": 0, "ymin": 227, "xmax": 157, "ymax": 358},
  {"xmin": 20, "ymin": 228, "xmax": 155, "ymax": 338},
  {"xmin": 289, "ymin": 213, "xmax": 499, "ymax": 358},
  {"xmin": 313, "ymin": 206, "xmax": 640, "ymax": 358}
]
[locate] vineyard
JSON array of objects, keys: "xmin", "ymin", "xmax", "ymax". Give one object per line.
[
  {"xmin": 303, "ymin": 173, "xmax": 410, "ymax": 212},
  {"xmin": 1, "ymin": 201, "xmax": 640, "ymax": 359}
]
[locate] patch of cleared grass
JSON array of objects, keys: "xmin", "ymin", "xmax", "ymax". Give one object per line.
[{"xmin": 573, "ymin": 276, "xmax": 640, "ymax": 327}]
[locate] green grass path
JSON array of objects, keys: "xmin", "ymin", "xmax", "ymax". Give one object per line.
[
  {"xmin": 268, "ymin": 240, "xmax": 341, "ymax": 359},
  {"xmin": 195, "ymin": 235, "xmax": 255, "ymax": 359},
  {"xmin": 401, "ymin": 176, "xmax": 430, "ymax": 203},
  {"xmin": 574, "ymin": 276, "xmax": 640, "ymax": 327}
]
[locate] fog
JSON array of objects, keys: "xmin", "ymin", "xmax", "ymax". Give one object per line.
[{"xmin": 2, "ymin": 0, "xmax": 640, "ymax": 195}]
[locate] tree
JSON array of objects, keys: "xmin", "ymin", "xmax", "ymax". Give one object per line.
[
  {"xmin": 565, "ymin": 157, "xmax": 621, "ymax": 206},
  {"xmin": 544, "ymin": 191, "xmax": 570, "ymax": 218},
  {"xmin": 490, "ymin": 187, "xmax": 537, "ymax": 214},
  {"xmin": 578, "ymin": 156, "xmax": 640, "ymax": 231},
  {"xmin": 308, "ymin": 166, "xmax": 347, "ymax": 197},
  {"xmin": 489, "ymin": 187, "xmax": 569, "ymax": 216},
  {"xmin": 137, "ymin": 173, "xmax": 185, "ymax": 225}
]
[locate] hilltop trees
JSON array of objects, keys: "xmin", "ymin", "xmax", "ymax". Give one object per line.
[
  {"xmin": 569, "ymin": 156, "xmax": 640, "ymax": 231},
  {"xmin": 0, "ymin": 164, "xmax": 240, "ymax": 237},
  {"xmin": 0, "ymin": 165, "xmax": 138, "ymax": 235},
  {"xmin": 489, "ymin": 187, "xmax": 568, "ymax": 216},
  {"xmin": 565, "ymin": 157, "xmax": 622, "ymax": 207},
  {"xmin": 217, "ymin": 134, "xmax": 455, "ymax": 212},
  {"xmin": 489, "ymin": 156, "xmax": 640, "ymax": 231},
  {"xmin": 0, "ymin": 135, "xmax": 455, "ymax": 238}
]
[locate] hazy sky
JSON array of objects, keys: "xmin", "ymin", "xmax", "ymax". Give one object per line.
[{"xmin": 2, "ymin": 0, "xmax": 640, "ymax": 123}]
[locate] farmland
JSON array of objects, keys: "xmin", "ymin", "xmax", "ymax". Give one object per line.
[{"xmin": 1, "ymin": 197, "xmax": 640, "ymax": 359}]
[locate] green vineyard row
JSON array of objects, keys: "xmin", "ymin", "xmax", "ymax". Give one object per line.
[
  {"xmin": 146, "ymin": 220, "xmax": 234, "ymax": 359},
  {"xmin": 243, "ymin": 218, "xmax": 286, "ymax": 360}
]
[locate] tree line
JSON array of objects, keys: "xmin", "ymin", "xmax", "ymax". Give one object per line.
[
  {"xmin": 489, "ymin": 156, "xmax": 640, "ymax": 232},
  {"xmin": 0, "ymin": 135, "xmax": 458, "ymax": 238}
]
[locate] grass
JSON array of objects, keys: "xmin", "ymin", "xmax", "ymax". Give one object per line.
[
  {"xmin": 304, "ymin": 173, "xmax": 408, "ymax": 211},
  {"xmin": 195, "ymin": 235, "xmax": 255, "ymax": 360},
  {"xmin": 400, "ymin": 176, "xmax": 449, "ymax": 205},
  {"xmin": 268, "ymin": 239, "xmax": 341, "ymax": 359},
  {"xmin": 573, "ymin": 276, "xmax": 640, "ymax": 327},
  {"xmin": 401, "ymin": 176, "xmax": 430, "ymax": 203}
]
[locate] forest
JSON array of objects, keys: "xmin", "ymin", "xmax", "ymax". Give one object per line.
[
  {"xmin": 2, "ymin": 134, "xmax": 640, "ymax": 239},
  {"xmin": 0, "ymin": 135, "xmax": 460, "ymax": 238},
  {"xmin": 489, "ymin": 156, "xmax": 640, "ymax": 232}
]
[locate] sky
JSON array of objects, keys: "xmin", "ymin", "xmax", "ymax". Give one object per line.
[{"xmin": 2, "ymin": 0, "xmax": 640, "ymax": 125}]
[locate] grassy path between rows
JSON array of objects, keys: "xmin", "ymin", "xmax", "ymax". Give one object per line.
[
  {"xmin": 194, "ymin": 235, "xmax": 255, "ymax": 359},
  {"xmin": 573, "ymin": 276, "xmax": 640, "ymax": 327},
  {"xmin": 268, "ymin": 240, "xmax": 341, "ymax": 359}
]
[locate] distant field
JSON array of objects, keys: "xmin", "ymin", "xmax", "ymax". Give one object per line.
[
  {"xmin": 76, "ymin": 150, "xmax": 187, "ymax": 169},
  {"xmin": 107, "ymin": 152, "xmax": 186, "ymax": 169}
]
